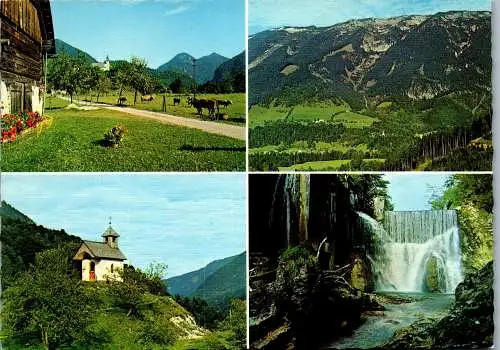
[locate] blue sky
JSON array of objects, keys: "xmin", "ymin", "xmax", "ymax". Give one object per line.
[
  {"xmin": 249, "ymin": 0, "xmax": 492, "ymax": 34},
  {"xmin": 51, "ymin": 0, "xmax": 245, "ymax": 68},
  {"xmin": 1, "ymin": 173, "xmax": 246, "ymax": 278},
  {"xmin": 383, "ymin": 173, "xmax": 451, "ymax": 211}
]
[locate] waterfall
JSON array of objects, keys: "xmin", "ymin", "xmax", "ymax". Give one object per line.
[
  {"xmin": 270, "ymin": 174, "xmax": 311, "ymax": 247},
  {"xmin": 357, "ymin": 210, "xmax": 463, "ymax": 294}
]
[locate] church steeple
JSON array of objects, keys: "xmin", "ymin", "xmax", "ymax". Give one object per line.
[{"xmin": 102, "ymin": 217, "xmax": 120, "ymax": 248}]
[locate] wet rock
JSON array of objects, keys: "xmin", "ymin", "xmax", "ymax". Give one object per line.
[
  {"xmin": 250, "ymin": 247, "xmax": 385, "ymax": 349},
  {"xmin": 424, "ymin": 256, "xmax": 446, "ymax": 293},
  {"xmin": 349, "ymin": 253, "xmax": 373, "ymax": 292},
  {"xmin": 378, "ymin": 260, "xmax": 493, "ymax": 349}
]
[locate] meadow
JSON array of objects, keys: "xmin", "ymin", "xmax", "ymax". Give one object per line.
[
  {"xmin": 2, "ymin": 98, "xmax": 245, "ymax": 172},
  {"xmin": 248, "ymin": 99, "xmax": 381, "ymax": 170},
  {"xmin": 74, "ymin": 91, "xmax": 246, "ymax": 125},
  {"xmin": 248, "ymin": 100, "xmax": 376, "ymax": 128}
]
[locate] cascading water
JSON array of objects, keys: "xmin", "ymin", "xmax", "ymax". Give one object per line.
[
  {"xmin": 269, "ymin": 174, "xmax": 311, "ymax": 247},
  {"xmin": 357, "ymin": 210, "xmax": 463, "ymax": 293}
]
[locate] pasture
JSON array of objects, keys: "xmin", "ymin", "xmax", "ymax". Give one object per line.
[
  {"xmin": 279, "ymin": 158, "xmax": 385, "ymax": 171},
  {"xmin": 2, "ymin": 98, "xmax": 245, "ymax": 171},
  {"xmin": 248, "ymin": 101, "xmax": 377, "ymax": 128},
  {"xmin": 249, "ymin": 141, "xmax": 369, "ymax": 154},
  {"xmin": 279, "ymin": 160, "xmax": 351, "ymax": 171},
  {"xmin": 78, "ymin": 91, "xmax": 246, "ymax": 125}
]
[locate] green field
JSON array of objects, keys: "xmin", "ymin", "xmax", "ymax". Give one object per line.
[
  {"xmin": 248, "ymin": 105, "xmax": 290, "ymax": 127},
  {"xmin": 279, "ymin": 158, "xmax": 385, "ymax": 171},
  {"xmin": 2, "ymin": 99, "xmax": 245, "ymax": 171},
  {"xmin": 249, "ymin": 100, "xmax": 377, "ymax": 128},
  {"xmin": 279, "ymin": 160, "xmax": 351, "ymax": 171},
  {"xmin": 71, "ymin": 91, "xmax": 246, "ymax": 125},
  {"xmin": 249, "ymin": 141, "xmax": 369, "ymax": 154}
]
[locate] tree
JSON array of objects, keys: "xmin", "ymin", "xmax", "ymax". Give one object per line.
[
  {"xmin": 95, "ymin": 70, "xmax": 112, "ymax": 103},
  {"xmin": 80, "ymin": 65, "xmax": 100, "ymax": 102},
  {"xmin": 47, "ymin": 53, "xmax": 88, "ymax": 103},
  {"xmin": 2, "ymin": 243, "xmax": 95, "ymax": 350},
  {"xmin": 431, "ymin": 174, "xmax": 493, "ymax": 273},
  {"xmin": 127, "ymin": 56, "xmax": 149, "ymax": 105},
  {"xmin": 218, "ymin": 299, "xmax": 247, "ymax": 349},
  {"xmin": 169, "ymin": 77, "xmax": 183, "ymax": 94}
]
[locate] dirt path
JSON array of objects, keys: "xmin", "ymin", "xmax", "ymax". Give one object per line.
[{"xmin": 55, "ymin": 97, "xmax": 246, "ymax": 141}]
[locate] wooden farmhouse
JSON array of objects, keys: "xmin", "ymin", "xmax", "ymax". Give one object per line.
[
  {"xmin": 0, "ymin": 0, "xmax": 55, "ymax": 115},
  {"xmin": 73, "ymin": 224, "xmax": 127, "ymax": 282}
]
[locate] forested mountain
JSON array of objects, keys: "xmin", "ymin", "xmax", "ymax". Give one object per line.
[
  {"xmin": 192, "ymin": 252, "xmax": 246, "ymax": 305},
  {"xmin": 0, "ymin": 202, "xmax": 81, "ymax": 286},
  {"xmin": 157, "ymin": 52, "xmax": 229, "ymax": 83},
  {"xmin": 0, "ymin": 200, "xmax": 35, "ymax": 224},
  {"xmin": 166, "ymin": 252, "xmax": 246, "ymax": 305},
  {"xmin": 248, "ymin": 11, "xmax": 492, "ymax": 171},
  {"xmin": 249, "ymin": 11, "xmax": 491, "ymax": 107},
  {"xmin": 211, "ymin": 51, "xmax": 246, "ymax": 92},
  {"xmin": 55, "ymin": 39, "xmax": 97, "ymax": 63},
  {"xmin": 213, "ymin": 51, "xmax": 244, "ymax": 82}
]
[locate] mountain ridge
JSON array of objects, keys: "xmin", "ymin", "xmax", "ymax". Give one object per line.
[
  {"xmin": 165, "ymin": 252, "xmax": 246, "ymax": 306},
  {"xmin": 157, "ymin": 52, "xmax": 230, "ymax": 84},
  {"xmin": 248, "ymin": 10, "xmax": 491, "ymax": 107},
  {"xmin": 55, "ymin": 39, "xmax": 97, "ymax": 63}
]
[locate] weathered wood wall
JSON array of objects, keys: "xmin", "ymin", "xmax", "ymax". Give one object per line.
[{"xmin": 1, "ymin": 0, "xmax": 43, "ymax": 81}]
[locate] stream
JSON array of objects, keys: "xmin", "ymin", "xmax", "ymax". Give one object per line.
[{"xmin": 322, "ymin": 292, "xmax": 454, "ymax": 349}]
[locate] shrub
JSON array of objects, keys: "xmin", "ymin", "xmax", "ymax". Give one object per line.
[{"xmin": 103, "ymin": 124, "xmax": 127, "ymax": 147}]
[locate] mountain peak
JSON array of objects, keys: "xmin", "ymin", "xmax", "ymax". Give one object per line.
[
  {"xmin": 0, "ymin": 201, "xmax": 35, "ymax": 224},
  {"xmin": 157, "ymin": 51, "xmax": 230, "ymax": 83},
  {"xmin": 55, "ymin": 38, "xmax": 97, "ymax": 63}
]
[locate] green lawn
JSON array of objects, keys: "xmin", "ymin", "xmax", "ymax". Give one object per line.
[
  {"xmin": 1, "ymin": 105, "xmax": 245, "ymax": 171},
  {"xmin": 76, "ymin": 91, "xmax": 246, "ymax": 125}
]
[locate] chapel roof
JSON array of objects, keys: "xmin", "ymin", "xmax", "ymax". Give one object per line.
[
  {"xmin": 102, "ymin": 225, "xmax": 120, "ymax": 238},
  {"xmin": 81, "ymin": 240, "xmax": 127, "ymax": 260}
]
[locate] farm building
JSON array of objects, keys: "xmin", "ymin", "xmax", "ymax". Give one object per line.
[
  {"xmin": 73, "ymin": 224, "xmax": 128, "ymax": 282},
  {"xmin": 0, "ymin": 0, "xmax": 55, "ymax": 115}
]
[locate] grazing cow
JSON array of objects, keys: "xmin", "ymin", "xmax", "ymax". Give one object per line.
[
  {"xmin": 173, "ymin": 97, "xmax": 181, "ymax": 106},
  {"xmin": 217, "ymin": 99, "xmax": 232, "ymax": 108},
  {"xmin": 191, "ymin": 98, "xmax": 217, "ymax": 117},
  {"xmin": 141, "ymin": 95, "xmax": 154, "ymax": 102},
  {"xmin": 117, "ymin": 96, "xmax": 127, "ymax": 105}
]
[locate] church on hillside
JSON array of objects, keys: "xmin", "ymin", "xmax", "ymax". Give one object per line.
[{"xmin": 73, "ymin": 222, "xmax": 127, "ymax": 282}]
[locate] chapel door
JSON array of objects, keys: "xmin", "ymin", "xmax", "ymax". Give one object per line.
[{"xmin": 90, "ymin": 262, "xmax": 96, "ymax": 281}]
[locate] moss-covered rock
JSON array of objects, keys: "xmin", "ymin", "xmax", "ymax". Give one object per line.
[
  {"xmin": 423, "ymin": 256, "xmax": 446, "ymax": 293},
  {"xmin": 350, "ymin": 252, "xmax": 374, "ymax": 292}
]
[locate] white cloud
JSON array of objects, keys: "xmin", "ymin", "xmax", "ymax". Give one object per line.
[{"xmin": 164, "ymin": 4, "xmax": 189, "ymax": 16}]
